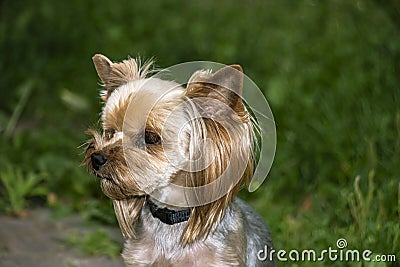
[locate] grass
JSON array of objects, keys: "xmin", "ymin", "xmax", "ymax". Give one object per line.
[
  {"xmin": 0, "ymin": 166, "xmax": 47, "ymax": 216},
  {"xmin": 348, "ymin": 171, "xmax": 377, "ymax": 242},
  {"xmin": 1, "ymin": 0, "xmax": 399, "ymax": 265},
  {"xmin": 64, "ymin": 229, "xmax": 121, "ymax": 259}
]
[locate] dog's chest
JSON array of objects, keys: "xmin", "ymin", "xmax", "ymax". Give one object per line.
[
  {"xmin": 123, "ymin": 236, "xmax": 220, "ymax": 267},
  {"xmin": 122, "ymin": 207, "xmax": 246, "ymax": 266}
]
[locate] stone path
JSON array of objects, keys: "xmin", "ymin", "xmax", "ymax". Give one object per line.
[{"xmin": 0, "ymin": 209, "xmax": 125, "ymax": 267}]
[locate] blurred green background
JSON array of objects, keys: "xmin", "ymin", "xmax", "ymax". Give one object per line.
[{"xmin": 1, "ymin": 0, "xmax": 399, "ymax": 266}]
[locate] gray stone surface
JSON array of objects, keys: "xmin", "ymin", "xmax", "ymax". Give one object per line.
[{"xmin": 0, "ymin": 209, "xmax": 125, "ymax": 267}]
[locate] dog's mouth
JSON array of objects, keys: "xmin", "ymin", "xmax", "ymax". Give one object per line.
[{"xmin": 94, "ymin": 172, "xmax": 117, "ymax": 185}]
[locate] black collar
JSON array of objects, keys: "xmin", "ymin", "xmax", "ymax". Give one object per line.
[{"xmin": 146, "ymin": 198, "xmax": 191, "ymax": 225}]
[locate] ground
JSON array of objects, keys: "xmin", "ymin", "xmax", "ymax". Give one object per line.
[{"xmin": 0, "ymin": 209, "xmax": 124, "ymax": 267}]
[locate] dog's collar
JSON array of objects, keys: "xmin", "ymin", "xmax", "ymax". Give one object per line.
[{"xmin": 146, "ymin": 198, "xmax": 191, "ymax": 225}]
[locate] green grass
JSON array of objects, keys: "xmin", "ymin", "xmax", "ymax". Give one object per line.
[
  {"xmin": 64, "ymin": 229, "xmax": 121, "ymax": 259},
  {"xmin": 1, "ymin": 0, "xmax": 399, "ymax": 265},
  {"xmin": 0, "ymin": 166, "xmax": 47, "ymax": 216}
]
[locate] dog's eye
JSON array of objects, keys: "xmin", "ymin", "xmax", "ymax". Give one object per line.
[
  {"xmin": 144, "ymin": 130, "xmax": 161, "ymax": 145},
  {"xmin": 105, "ymin": 129, "xmax": 116, "ymax": 140}
]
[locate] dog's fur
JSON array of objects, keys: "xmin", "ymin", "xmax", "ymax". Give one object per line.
[{"xmin": 83, "ymin": 54, "xmax": 275, "ymax": 266}]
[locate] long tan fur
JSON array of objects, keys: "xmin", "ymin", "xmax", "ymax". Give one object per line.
[{"xmin": 82, "ymin": 55, "xmax": 273, "ymax": 267}]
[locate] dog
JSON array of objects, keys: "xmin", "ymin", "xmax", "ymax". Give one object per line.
[{"xmin": 83, "ymin": 54, "xmax": 275, "ymax": 266}]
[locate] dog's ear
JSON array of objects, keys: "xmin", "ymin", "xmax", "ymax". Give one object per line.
[
  {"xmin": 92, "ymin": 54, "xmax": 114, "ymax": 101},
  {"xmin": 92, "ymin": 54, "xmax": 113, "ymax": 86},
  {"xmin": 92, "ymin": 54, "xmax": 151, "ymax": 101},
  {"xmin": 180, "ymin": 65, "xmax": 254, "ymax": 246},
  {"xmin": 186, "ymin": 65, "xmax": 245, "ymax": 115}
]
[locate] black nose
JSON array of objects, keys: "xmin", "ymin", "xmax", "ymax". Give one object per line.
[{"xmin": 91, "ymin": 152, "xmax": 107, "ymax": 171}]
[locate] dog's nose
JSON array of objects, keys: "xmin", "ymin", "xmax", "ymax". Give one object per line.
[{"xmin": 91, "ymin": 152, "xmax": 107, "ymax": 171}]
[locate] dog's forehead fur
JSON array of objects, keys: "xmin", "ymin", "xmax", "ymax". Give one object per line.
[{"xmin": 101, "ymin": 78, "xmax": 184, "ymax": 132}]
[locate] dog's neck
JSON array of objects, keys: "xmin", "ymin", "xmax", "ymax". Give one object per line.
[{"xmin": 146, "ymin": 197, "xmax": 191, "ymax": 225}]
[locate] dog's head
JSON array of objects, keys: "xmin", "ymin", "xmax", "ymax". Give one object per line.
[{"xmin": 83, "ymin": 54, "xmax": 258, "ymax": 244}]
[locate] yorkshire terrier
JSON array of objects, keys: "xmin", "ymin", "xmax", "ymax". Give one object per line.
[{"xmin": 83, "ymin": 54, "xmax": 275, "ymax": 266}]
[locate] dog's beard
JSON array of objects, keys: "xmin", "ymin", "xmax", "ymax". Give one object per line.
[{"xmin": 83, "ymin": 130, "xmax": 145, "ymax": 200}]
